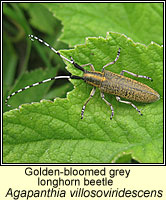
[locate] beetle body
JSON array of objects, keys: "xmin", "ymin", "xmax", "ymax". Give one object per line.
[
  {"xmin": 84, "ymin": 70, "xmax": 160, "ymax": 103},
  {"xmin": 6, "ymin": 35, "xmax": 160, "ymax": 120}
]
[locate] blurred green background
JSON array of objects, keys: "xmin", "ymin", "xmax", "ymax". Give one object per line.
[{"xmin": 3, "ymin": 3, "xmax": 73, "ymax": 112}]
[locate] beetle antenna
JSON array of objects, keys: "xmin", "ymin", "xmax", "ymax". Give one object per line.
[
  {"xmin": 28, "ymin": 35, "xmax": 85, "ymax": 72},
  {"xmin": 5, "ymin": 75, "xmax": 83, "ymax": 107}
]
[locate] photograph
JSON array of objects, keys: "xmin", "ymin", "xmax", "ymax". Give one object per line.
[{"xmin": 3, "ymin": 2, "xmax": 163, "ymax": 164}]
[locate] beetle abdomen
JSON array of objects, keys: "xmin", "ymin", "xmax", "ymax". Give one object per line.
[
  {"xmin": 84, "ymin": 70, "xmax": 160, "ymax": 103},
  {"xmin": 100, "ymin": 70, "xmax": 160, "ymax": 103}
]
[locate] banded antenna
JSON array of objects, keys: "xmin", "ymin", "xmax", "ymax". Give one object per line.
[{"xmin": 5, "ymin": 35, "xmax": 84, "ymax": 107}]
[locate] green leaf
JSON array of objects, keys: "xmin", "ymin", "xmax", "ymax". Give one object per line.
[
  {"xmin": 3, "ymin": 3, "xmax": 32, "ymax": 73},
  {"xmin": 3, "ymin": 32, "xmax": 163, "ymax": 163},
  {"xmin": 43, "ymin": 3, "xmax": 163, "ymax": 46},
  {"xmin": 3, "ymin": 36, "xmax": 18, "ymax": 89},
  {"xmin": 20, "ymin": 3, "xmax": 61, "ymax": 35}
]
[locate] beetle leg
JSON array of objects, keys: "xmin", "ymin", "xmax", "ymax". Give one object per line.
[
  {"xmin": 102, "ymin": 48, "xmax": 121, "ymax": 72},
  {"xmin": 120, "ymin": 70, "xmax": 153, "ymax": 81},
  {"xmin": 101, "ymin": 92, "xmax": 114, "ymax": 119},
  {"xmin": 116, "ymin": 96, "xmax": 143, "ymax": 116},
  {"xmin": 81, "ymin": 63, "xmax": 95, "ymax": 71},
  {"xmin": 81, "ymin": 87, "xmax": 96, "ymax": 119}
]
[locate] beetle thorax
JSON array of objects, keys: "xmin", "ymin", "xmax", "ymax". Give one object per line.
[{"xmin": 83, "ymin": 71, "xmax": 104, "ymax": 87}]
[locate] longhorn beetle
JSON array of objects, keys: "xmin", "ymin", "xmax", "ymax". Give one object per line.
[{"xmin": 5, "ymin": 35, "xmax": 160, "ymax": 119}]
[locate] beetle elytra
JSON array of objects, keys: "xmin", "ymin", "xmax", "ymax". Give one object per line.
[{"xmin": 5, "ymin": 35, "xmax": 160, "ymax": 119}]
